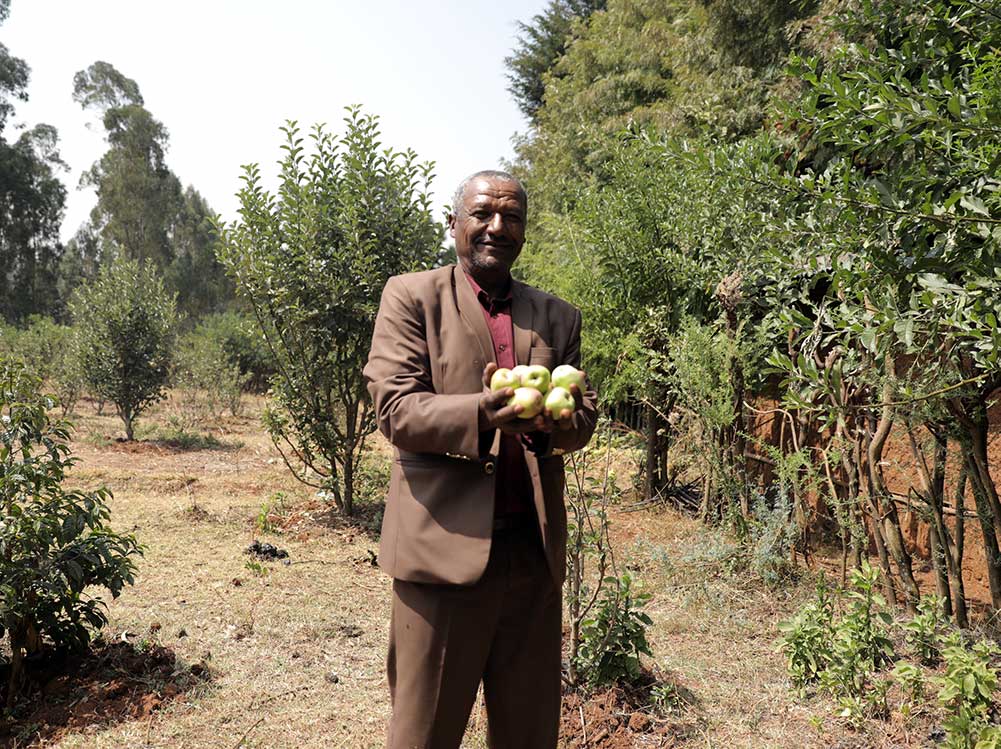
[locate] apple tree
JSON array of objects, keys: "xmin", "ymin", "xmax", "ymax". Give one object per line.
[
  {"xmin": 70, "ymin": 256, "xmax": 177, "ymax": 440},
  {"xmin": 218, "ymin": 108, "xmax": 441, "ymax": 515},
  {"xmin": 0, "ymin": 357, "xmax": 141, "ymax": 705}
]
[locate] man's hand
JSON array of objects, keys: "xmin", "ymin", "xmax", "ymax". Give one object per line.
[
  {"xmin": 542, "ymin": 377, "xmax": 586, "ymax": 431},
  {"xmin": 479, "ymin": 363, "xmax": 586, "ymax": 435}
]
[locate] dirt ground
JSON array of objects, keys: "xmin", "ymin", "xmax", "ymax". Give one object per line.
[{"xmin": 0, "ymin": 395, "xmax": 969, "ymax": 748}]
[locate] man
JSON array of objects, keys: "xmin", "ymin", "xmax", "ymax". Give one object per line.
[{"xmin": 364, "ymin": 170, "xmax": 597, "ymax": 748}]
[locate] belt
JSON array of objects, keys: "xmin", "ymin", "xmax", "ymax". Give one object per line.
[{"xmin": 492, "ymin": 513, "xmax": 535, "ymax": 534}]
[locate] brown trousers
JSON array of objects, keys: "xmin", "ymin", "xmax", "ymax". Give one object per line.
[{"xmin": 386, "ymin": 526, "xmax": 562, "ymax": 749}]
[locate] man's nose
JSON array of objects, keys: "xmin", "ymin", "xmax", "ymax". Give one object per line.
[{"xmin": 486, "ymin": 213, "xmax": 505, "ymax": 233}]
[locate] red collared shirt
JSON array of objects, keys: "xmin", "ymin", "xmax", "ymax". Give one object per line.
[{"xmin": 465, "ymin": 272, "xmax": 533, "ymax": 518}]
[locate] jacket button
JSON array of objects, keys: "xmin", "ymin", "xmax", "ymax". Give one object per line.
[{"xmin": 484, "ymin": 461, "xmax": 495, "ymax": 475}]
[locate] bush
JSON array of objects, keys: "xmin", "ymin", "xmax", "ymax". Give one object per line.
[
  {"xmin": 218, "ymin": 109, "xmax": 441, "ymax": 514},
  {"xmin": 779, "ymin": 563, "xmax": 895, "ymax": 724},
  {"xmin": 0, "ymin": 357, "xmax": 142, "ymax": 706},
  {"xmin": 70, "ymin": 256, "xmax": 177, "ymax": 439},
  {"xmin": 172, "ymin": 324, "xmax": 248, "ymax": 425},
  {"xmin": 192, "ymin": 311, "xmax": 273, "ymax": 394},
  {"xmin": 0, "ymin": 317, "xmax": 86, "ymax": 415},
  {"xmin": 576, "ymin": 571, "xmax": 654, "ymax": 688},
  {"xmin": 938, "ymin": 631, "xmax": 1001, "ymax": 749}
]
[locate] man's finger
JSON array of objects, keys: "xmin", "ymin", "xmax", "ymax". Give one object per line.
[
  {"xmin": 569, "ymin": 383, "xmax": 584, "ymax": 409},
  {"xmin": 482, "ymin": 362, "xmax": 498, "ymax": 389},
  {"xmin": 488, "ymin": 387, "xmax": 513, "ymax": 406}
]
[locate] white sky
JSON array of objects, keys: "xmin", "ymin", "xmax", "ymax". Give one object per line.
[{"xmin": 4, "ymin": 0, "xmax": 546, "ymax": 241}]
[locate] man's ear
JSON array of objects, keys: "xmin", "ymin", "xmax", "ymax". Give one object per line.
[{"xmin": 447, "ymin": 213, "xmax": 456, "ymax": 238}]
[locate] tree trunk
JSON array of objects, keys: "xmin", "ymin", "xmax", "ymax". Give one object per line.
[
  {"xmin": 949, "ymin": 464, "xmax": 969, "ymax": 628},
  {"xmin": 908, "ymin": 428, "xmax": 953, "ymax": 614},
  {"xmin": 645, "ymin": 403, "xmax": 658, "ymax": 501},
  {"xmin": 965, "ymin": 446, "xmax": 1001, "ymax": 611},
  {"xmin": 866, "ymin": 380, "xmax": 920, "ymax": 611}
]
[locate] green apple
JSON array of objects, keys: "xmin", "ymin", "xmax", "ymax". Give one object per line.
[
  {"xmin": 490, "ymin": 367, "xmax": 520, "ymax": 392},
  {"xmin": 509, "ymin": 386, "xmax": 544, "ymax": 419},
  {"xmin": 521, "ymin": 364, "xmax": 551, "ymax": 393},
  {"xmin": 551, "ymin": 364, "xmax": 585, "ymax": 392},
  {"xmin": 510, "ymin": 365, "xmax": 531, "ymax": 384},
  {"xmin": 545, "ymin": 386, "xmax": 575, "ymax": 420}
]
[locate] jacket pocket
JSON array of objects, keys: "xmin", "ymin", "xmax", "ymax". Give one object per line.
[{"xmin": 529, "ymin": 346, "xmax": 557, "ymax": 368}]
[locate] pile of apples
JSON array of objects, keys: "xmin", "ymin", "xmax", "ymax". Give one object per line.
[{"xmin": 490, "ymin": 364, "xmax": 586, "ymax": 420}]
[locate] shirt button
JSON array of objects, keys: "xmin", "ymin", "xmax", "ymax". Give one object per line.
[
  {"xmin": 499, "ymin": 344, "xmax": 507, "ymax": 352},
  {"xmin": 484, "ymin": 461, "xmax": 495, "ymax": 475}
]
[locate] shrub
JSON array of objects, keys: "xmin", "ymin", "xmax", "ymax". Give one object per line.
[
  {"xmin": 172, "ymin": 325, "xmax": 248, "ymax": 425},
  {"xmin": 70, "ymin": 256, "xmax": 176, "ymax": 440},
  {"xmin": 938, "ymin": 632, "xmax": 1001, "ymax": 749},
  {"xmin": 192, "ymin": 311, "xmax": 273, "ymax": 394},
  {"xmin": 777, "ymin": 575, "xmax": 835, "ymax": 693},
  {"xmin": 218, "ymin": 109, "xmax": 441, "ymax": 514},
  {"xmin": 904, "ymin": 594, "xmax": 949, "ymax": 665},
  {"xmin": 576, "ymin": 571, "xmax": 654, "ymax": 687},
  {"xmin": 0, "ymin": 357, "xmax": 142, "ymax": 706},
  {"xmin": 779, "ymin": 563, "xmax": 895, "ymax": 724}
]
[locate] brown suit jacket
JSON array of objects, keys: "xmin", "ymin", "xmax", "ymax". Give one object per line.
[{"xmin": 364, "ymin": 265, "xmax": 598, "ymax": 586}]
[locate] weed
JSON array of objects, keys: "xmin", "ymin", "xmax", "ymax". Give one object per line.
[
  {"xmin": 892, "ymin": 661, "xmax": 926, "ymax": 707},
  {"xmin": 244, "ymin": 560, "xmax": 269, "ymax": 577},
  {"xmin": 576, "ymin": 571, "xmax": 654, "ymax": 687},
  {"xmin": 779, "ymin": 563, "xmax": 894, "ymax": 725},
  {"xmin": 649, "ymin": 681, "xmax": 684, "ymax": 714},
  {"xmin": 938, "ymin": 631, "xmax": 1000, "ymax": 749},
  {"xmin": 256, "ymin": 491, "xmax": 289, "ymax": 534},
  {"xmin": 777, "ymin": 574, "xmax": 835, "ymax": 693},
  {"xmin": 903, "ymin": 594, "xmax": 948, "ymax": 665}
]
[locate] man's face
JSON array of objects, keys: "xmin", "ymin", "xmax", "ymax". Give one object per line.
[{"xmin": 449, "ymin": 177, "xmax": 527, "ymax": 278}]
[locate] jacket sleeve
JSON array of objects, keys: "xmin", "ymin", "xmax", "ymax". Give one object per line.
[
  {"xmin": 363, "ymin": 276, "xmax": 483, "ymax": 459},
  {"xmin": 544, "ymin": 307, "xmax": 598, "ymax": 455}
]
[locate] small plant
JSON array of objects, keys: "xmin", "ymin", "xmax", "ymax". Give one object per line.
[
  {"xmin": 0, "ymin": 358, "xmax": 142, "ymax": 706},
  {"xmin": 779, "ymin": 563, "xmax": 895, "ymax": 725},
  {"xmin": 576, "ymin": 571, "xmax": 654, "ymax": 687},
  {"xmin": 244, "ymin": 559, "xmax": 269, "ymax": 577},
  {"xmin": 777, "ymin": 574, "xmax": 835, "ymax": 693},
  {"xmin": 818, "ymin": 563, "xmax": 895, "ymax": 708},
  {"xmin": 256, "ymin": 491, "xmax": 289, "ymax": 534},
  {"xmin": 938, "ymin": 631, "xmax": 1000, "ymax": 749},
  {"xmin": 892, "ymin": 661, "xmax": 926, "ymax": 707},
  {"xmin": 903, "ymin": 594, "xmax": 948, "ymax": 665},
  {"xmin": 649, "ymin": 681, "xmax": 684, "ymax": 714}
]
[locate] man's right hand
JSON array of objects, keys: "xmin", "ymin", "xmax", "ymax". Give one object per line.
[{"xmin": 478, "ymin": 362, "xmax": 535, "ymax": 433}]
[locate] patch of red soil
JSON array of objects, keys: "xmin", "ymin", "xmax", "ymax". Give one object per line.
[
  {"xmin": 0, "ymin": 639, "xmax": 208, "ymax": 748},
  {"xmin": 559, "ymin": 673, "xmax": 699, "ymax": 749}
]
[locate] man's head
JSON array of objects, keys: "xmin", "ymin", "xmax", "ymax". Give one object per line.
[{"xmin": 448, "ymin": 170, "xmax": 527, "ymax": 284}]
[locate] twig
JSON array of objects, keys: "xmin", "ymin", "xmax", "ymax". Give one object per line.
[
  {"xmin": 249, "ymin": 685, "xmax": 310, "ymax": 710},
  {"xmin": 232, "ymin": 715, "xmax": 266, "ymax": 748},
  {"xmin": 579, "ymin": 704, "xmax": 588, "ymax": 745}
]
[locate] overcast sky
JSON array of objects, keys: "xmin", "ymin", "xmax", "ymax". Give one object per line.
[{"xmin": 4, "ymin": 0, "xmax": 546, "ymax": 241}]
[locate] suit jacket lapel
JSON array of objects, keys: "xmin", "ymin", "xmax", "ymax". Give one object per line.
[
  {"xmin": 453, "ymin": 266, "xmax": 494, "ymax": 366},
  {"xmin": 511, "ymin": 280, "xmax": 534, "ymax": 366}
]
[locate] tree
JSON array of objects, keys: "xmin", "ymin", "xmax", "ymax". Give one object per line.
[
  {"xmin": 73, "ymin": 61, "xmax": 182, "ymax": 270},
  {"xmin": 505, "ymin": 0, "xmax": 607, "ymax": 122},
  {"xmin": 0, "ymin": 0, "xmax": 67, "ymax": 323},
  {"xmin": 165, "ymin": 186, "xmax": 232, "ymax": 318},
  {"xmin": 70, "ymin": 256, "xmax": 177, "ymax": 440},
  {"xmin": 218, "ymin": 108, "xmax": 442, "ymax": 515},
  {"xmin": 0, "ymin": 357, "xmax": 141, "ymax": 705},
  {"xmin": 755, "ymin": 0, "xmax": 1001, "ymax": 614}
]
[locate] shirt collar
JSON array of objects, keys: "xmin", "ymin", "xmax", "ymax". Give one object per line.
[{"xmin": 464, "ymin": 270, "xmax": 513, "ymax": 313}]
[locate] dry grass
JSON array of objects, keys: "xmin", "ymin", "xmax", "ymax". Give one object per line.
[{"xmin": 24, "ymin": 397, "xmax": 935, "ymax": 748}]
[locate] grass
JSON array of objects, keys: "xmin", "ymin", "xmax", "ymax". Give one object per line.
[{"xmin": 17, "ymin": 395, "xmax": 953, "ymax": 748}]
